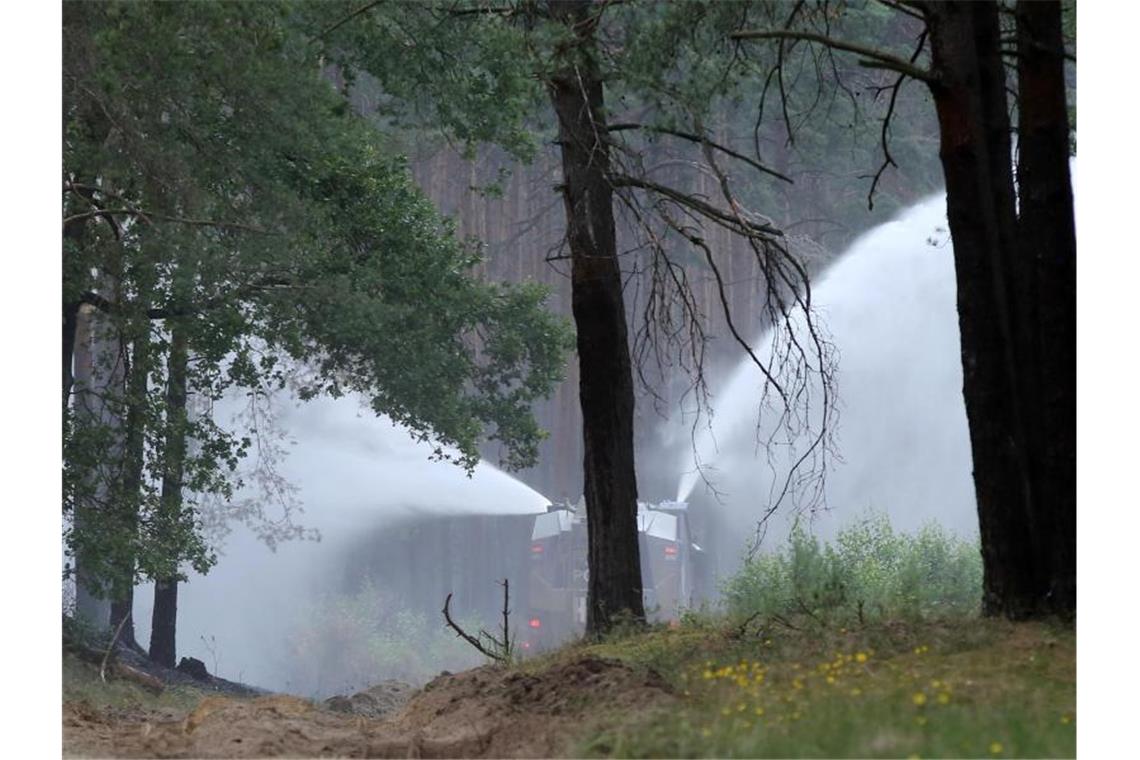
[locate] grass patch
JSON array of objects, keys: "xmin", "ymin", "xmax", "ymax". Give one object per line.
[
  {"xmin": 62, "ymin": 652, "xmax": 213, "ymax": 714},
  {"xmin": 553, "ymin": 516, "xmax": 1073, "ymax": 758},
  {"xmin": 573, "ymin": 617, "xmax": 1074, "ymax": 758}
]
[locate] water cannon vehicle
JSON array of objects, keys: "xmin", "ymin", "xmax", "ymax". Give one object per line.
[{"xmin": 521, "ymin": 497, "xmax": 709, "ymax": 652}]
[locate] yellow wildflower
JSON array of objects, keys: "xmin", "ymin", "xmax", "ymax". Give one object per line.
[
  {"xmin": 937, "ymin": 692, "xmax": 951, "ymax": 705},
  {"xmin": 754, "ymin": 706, "xmax": 765, "ymax": 716},
  {"xmin": 989, "ymin": 741, "xmax": 1003, "ymax": 754},
  {"xmin": 912, "ymin": 692, "xmax": 927, "ymax": 706},
  {"xmin": 855, "ymin": 652, "xmax": 868, "ymax": 663},
  {"xmin": 737, "ymin": 703, "xmax": 747, "ymax": 712},
  {"xmin": 1060, "ymin": 714, "xmax": 1072, "ymax": 725},
  {"xmin": 849, "ymin": 687, "xmax": 862, "ymax": 696}
]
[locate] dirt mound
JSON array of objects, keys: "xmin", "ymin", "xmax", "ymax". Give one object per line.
[
  {"xmin": 377, "ymin": 655, "xmax": 675, "ymax": 757},
  {"xmin": 63, "ymin": 655, "xmax": 675, "ymax": 758},
  {"xmin": 325, "ymin": 680, "xmax": 416, "ymax": 720}
]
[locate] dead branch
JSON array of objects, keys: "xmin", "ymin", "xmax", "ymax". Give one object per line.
[
  {"xmin": 730, "ymin": 29, "xmax": 934, "ymax": 83},
  {"xmin": 610, "ymin": 174, "xmax": 782, "ymax": 237},
  {"xmin": 442, "ymin": 589, "xmax": 512, "ymax": 663},
  {"xmin": 606, "ymin": 122, "xmax": 794, "ymax": 184},
  {"xmin": 732, "ymin": 611, "xmax": 763, "ymax": 639},
  {"xmin": 100, "ymin": 612, "xmax": 131, "ymax": 683},
  {"xmin": 865, "ymin": 28, "xmax": 929, "ymax": 210}
]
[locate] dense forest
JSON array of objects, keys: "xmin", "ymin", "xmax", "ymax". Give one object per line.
[{"xmin": 57, "ymin": 2, "xmax": 1076, "ymax": 755}]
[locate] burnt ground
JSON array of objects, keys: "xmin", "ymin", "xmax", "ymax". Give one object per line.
[{"xmin": 63, "ymin": 651, "xmax": 676, "ymax": 758}]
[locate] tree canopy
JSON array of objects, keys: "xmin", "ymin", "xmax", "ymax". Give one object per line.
[{"xmin": 63, "ymin": 0, "xmax": 572, "ymax": 599}]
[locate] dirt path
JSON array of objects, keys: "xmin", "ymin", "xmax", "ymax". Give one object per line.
[{"xmin": 64, "ymin": 655, "xmax": 675, "ymax": 758}]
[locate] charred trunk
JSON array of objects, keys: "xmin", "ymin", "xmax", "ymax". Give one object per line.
[{"xmin": 547, "ymin": 0, "xmax": 645, "ymax": 635}]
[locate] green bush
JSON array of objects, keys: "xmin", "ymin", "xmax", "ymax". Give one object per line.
[{"xmin": 722, "ymin": 512, "xmax": 982, "ymax": 624}]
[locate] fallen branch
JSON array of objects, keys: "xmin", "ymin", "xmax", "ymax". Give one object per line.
[{"xmin": 732, "ymin": 611, "xmax": 763, "ymax": 639}]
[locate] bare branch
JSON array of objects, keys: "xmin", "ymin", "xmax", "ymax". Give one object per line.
[
  {"xmin": 875, "ymin": 0, "xmax": 926, "ymax": 22},
  {"xmin": 731, "ymin": 29, "xmax": 935, "ymax": 83},
  {"xmin": 607, "ymin": 122, "xmax": 794, "ymax": 184},
  {"xmin": 865, "ymin": 28, "xmax": 928, "ymax": 209},
  {"xmin": 610, "ymin": 174, "xmax": 782, "ymax": 237},
  {"xmin": 442, "ymin": 592, "xmax": 510, "ymax": 663}
]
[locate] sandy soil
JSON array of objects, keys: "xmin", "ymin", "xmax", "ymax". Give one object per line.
[{"xmin": 63, "ymin": 655, "xmax": 675, "ymax": 758}]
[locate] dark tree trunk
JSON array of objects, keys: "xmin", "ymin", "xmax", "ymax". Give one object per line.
[
  {"xmin": 109, "ymin": 328, "xmax": 152, "ymax": 650},
  {"xmin": 150, "ymin": 326, "xmax": 189, "ymax": 667},
  {"xmin": 924, "ymin": 0, "xmax": 1075, "ymax": 619},
  {"xmin": 1013, "ymin": 0, "xmax": 1076, "ymax": 615},
  {"xmin": 547, "ymin": 0, "xmax": 645, "ymax": 635}
]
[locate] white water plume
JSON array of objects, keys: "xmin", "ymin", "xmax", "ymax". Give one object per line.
[
  {"xmin": 672, "ymin": 192, "xmax": 979, "ymax": 562},
  {"xmin": 132, "ymin": 391, "xmax": 550, "ymax": 692}
]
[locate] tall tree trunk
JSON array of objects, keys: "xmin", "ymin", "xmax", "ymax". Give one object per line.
[
  {"xmin": 70, "ymin": 305, "xmax": 113, "ymax": 629},
  {"xmin": 1013, "ymin": 0, "xmax": 1076, "ymax": 615},
  {"xmin": 109, "ymin": 327, "xmax": 152, "ymax": 650},
  {"xmin": 547, "ymin": 0, "xmax": 645, "ymax": 635},
  {"xmin": 924, "ymin": 0, "xmax": 1075, "ymax": 619},
  {"xmin": 150, "ymin": 326, "xmax": 189, "ymax": 667}
]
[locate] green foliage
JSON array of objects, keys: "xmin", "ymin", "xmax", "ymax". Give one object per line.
[
  {"xmin": 722, "ymin": 512, "xmax": 983, "ymax": 624},
  {"xmin": 63, "ymin": 0, "xmax": 572, "ymax": 598},
  {"xmin": 515, "ymin": 599, "xmax": 1071, "ymax": 758}
]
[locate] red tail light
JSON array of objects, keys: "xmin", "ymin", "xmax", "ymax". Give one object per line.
[
  {"xmin": 664, "ymin": 543, "xmax": 679, "ymax": 557},
  {"xmin": 529, "ymin": 617, "xmax": 542, "ymax": 629},
  {"xmin": 530, "ymin": 542, "xmax": 544, "ymax": 556}
]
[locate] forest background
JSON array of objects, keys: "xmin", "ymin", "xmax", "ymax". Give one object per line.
[{"xmin": 2, "ymin": 2, "xmax": 1131, "ymax": 755}]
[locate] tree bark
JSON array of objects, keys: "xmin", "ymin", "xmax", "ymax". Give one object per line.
[
  {"xmin": 71, "ymin": 306, "xmax": 113, "ymax": 630},
  {"xmin": 109, "ymin": 326, "xmax": 152, "ymax": 650},
  {"xmin": 547, "ymin": 0, "xmax": 645, "ymax": 635},
  {"xmin": 1013, "ymin": 0, "xmax": 1076, "ymax": 615},
  {"xmin": 924, "ymin": 0, "xmax": 1075, "ymax": 619},
  {"xmin": 149, "ymin": 325, "xmax": 189, "ymax": 667}
]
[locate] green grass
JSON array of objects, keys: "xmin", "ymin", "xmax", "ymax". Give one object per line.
[
  {"xmin": 551, "ymin": 513, "xmax": 1074, "ymax": 758},
  {"xmin": 569, "ymin": 617, "xmax": 1074, "ymax": 758},
  {"xmin": 62, "ymin": 652, "xmax": 215, "ymax": 714}
]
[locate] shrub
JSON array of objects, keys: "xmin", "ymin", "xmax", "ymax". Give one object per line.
[{"xmin": 722, "ymin": 512, "xmax": 981, "ymax": 624}]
